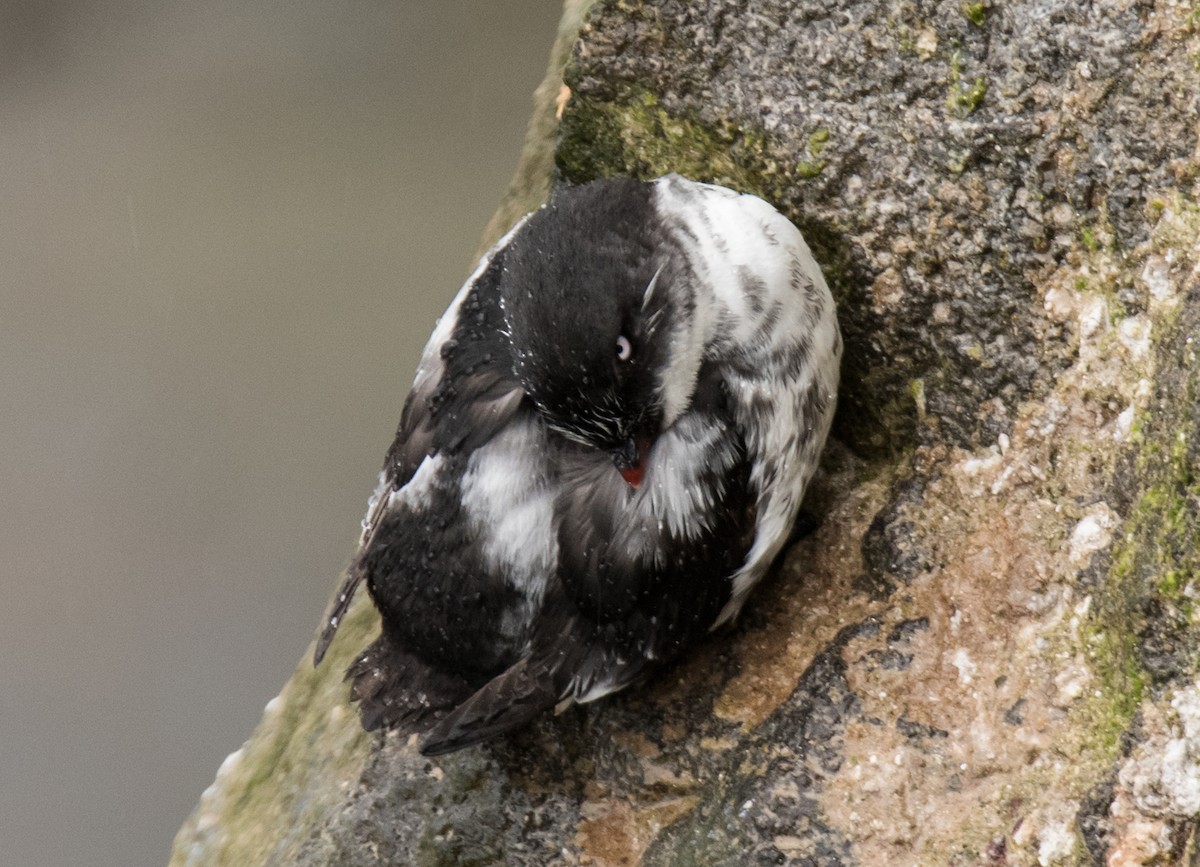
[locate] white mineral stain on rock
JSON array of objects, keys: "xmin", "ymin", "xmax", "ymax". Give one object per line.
[
  {"xmin": 1122, "ymin": 682, "xmax": 1200, "ymax": 817},
  {"xmin": 1067, "ymin": 504, "xmax": 1117, "ymax": 566},
  {"xmin": 1117, "ymin": 315, "xmax": 1151, "ymax": 362},
  {"xmin": 951, "ymin": 649, "xmax": 976, "ymax": 685},
  {"xmin": 1052, "ymin": 660, "xmax": 1091, "ymax": 708},
  {"xmin": 958, "ymin": 452, "xmax": 1003, "ymax": 477},
  {"xmin": 915, "ymin": 27, "xmax": 937, "ymax": 59},
  {"xmin": 1141, "ymin": 254, "xmax": 1172, "ymax": 301},
  {"xmin": 1114, "ymin": 404, "xmax": 1136, "ymax": 440},
  {"xmin": 1036, "ymin": 814, "xmax": 1077, "ymax": 865},
  {"xmin": 954, "ymin": 450, "xmax": 1005, "ymax": 498},
  {"xmin": 1078, "ymin": 295, "xmax": 1107, "ymax": 337},
  {"xmin": 1043, "ymin": 284, "xmax": 1076, "ymax": 321}
]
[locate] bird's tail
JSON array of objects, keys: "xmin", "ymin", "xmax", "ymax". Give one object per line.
[
  {"xmin": 313, "ymin": 565, "xmax": 365, "ymax": 666},
  {"xmin": 417, "ymin": 653, "xmax": 560, "ymax": 756},
  {"xmin": 417, "ymin": 625, "xmax": 654, "ymax": 756},
  {"xmin": 346, "ymin": 631, "xmax": 474, "ymax": 733}
]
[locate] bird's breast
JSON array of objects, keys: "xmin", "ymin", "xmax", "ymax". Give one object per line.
[{"xmin": 457, "ymin": 415, "xmax": 558, "ymax": 633}]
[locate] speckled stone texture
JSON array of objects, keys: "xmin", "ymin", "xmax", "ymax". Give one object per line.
[
  {"xmin": 172, "ymin": 2, "xmax": 1200, "ymax": 865},
  {"xmin": 561, "ymin": 0, "xmax": 1196, "ymax": 458}
]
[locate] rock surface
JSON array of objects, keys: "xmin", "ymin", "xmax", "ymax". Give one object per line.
[{"xmin": 171, "ymin": 1, "xmax": 1200, "ymax": 864}]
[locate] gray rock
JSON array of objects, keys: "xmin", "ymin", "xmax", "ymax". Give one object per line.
[{"xmin": 171, "ymin": 1, "xmax": 1200, "ymax": 863}]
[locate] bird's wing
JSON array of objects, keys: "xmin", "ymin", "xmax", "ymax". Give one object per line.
[
  {"xmin": 385, "ymin": 216, "xmax": 532, "ymax": 489},
  {"xmin": 649, "ymin": 174, "xmax": 841, "ymax": 628},
  {"xmin": 715, "ymin": 337, "xmax": 841, "ymax": 627},
  {"xmin": 417, "ymin": 652, "xmax": 561, "ymax": 755},
  {"xmin": 313, "ymin": 218, "xmax": 530, "ymax": 666}
]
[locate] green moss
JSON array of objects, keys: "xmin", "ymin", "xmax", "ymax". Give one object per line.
[
  {"xmin": 946, "ymin": 51, "xmax": 988, "ymax": 117},
  {"xmin": 1159, "ymin": 569, "xmax": 1185, "ymax": 597},
  {"xmin": 962, "ymin": 3, "xmax": 987, "ymax": 25},
  {"xmin": 169, "ymin": 592, "xmax": 378, "ymax": 866},
  {"xmin": 908, "ymin": 377, "xmax": 927, "ymax": 424},
  {"xmin": 1064, "ymin": 198, "xmax": 1200, "ymax": 778},
  {"xmin": 1087, "ymin": 625, "xmax": 1147, "ymax": 750},
  {"xmin": 1084, "ymin": 287, "xmax": 1200, "ymax": 758},
  {"xmin": 945, "ymin": 150, "xmax": 971, "ymax": 174},
  {"xmin": 794, "ymin": 127, "xmax": 832, "ymax": 177},
  {"xmin": 557, "ymin": 87, "xmax": 797, "ymax": 200},
  {"xmin": 952, "ymin": 77, "xmax": 988, "ymax": 115}
]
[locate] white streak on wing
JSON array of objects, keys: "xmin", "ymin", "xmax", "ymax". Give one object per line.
[
  {"xmin": 409, "ymin": 213, "xmax": 533, "ymax": 398},
  {"xmin": 573, "ymin": 675, "xmax": 626, "ymax": 704},
  {"xmin": 568, "ymin": 651, "xmax": 637, "ymax": 705},
  {"xmin": 641, "ymin": 264, "xmax": 665, "ymax": 310},
  {"xmin": 460, "ymin": 417, "xmax": 557, "ymax": 622},
  {"xmin": 651, "ymin": 174, "xmax": 841, "ymax": 628},
  {"xmin": 357, "ymin": 454, "xmax": 445, "ymax": 549},
  {"xmin": 388, "ymin": 453, "xmax": 442, "ymax": 510},
  {"xmin": 359, "ymin": 470, "xmax": 391, "ymax": 546}
]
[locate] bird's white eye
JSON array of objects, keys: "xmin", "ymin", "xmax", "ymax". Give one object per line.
[{"xmin": 616, "ymin": 335, "xmax": 633, "ymax": 362}]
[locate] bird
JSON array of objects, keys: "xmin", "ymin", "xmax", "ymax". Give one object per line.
[{"xmin": 313, "ymin": 174, "xmax": 841, "ymax": 756}]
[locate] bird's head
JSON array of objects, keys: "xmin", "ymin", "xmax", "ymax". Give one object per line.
[{"xmin": 499, "ymin": 179, "xmax": 701, "ymax": 488}]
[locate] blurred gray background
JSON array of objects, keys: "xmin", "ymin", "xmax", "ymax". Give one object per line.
[{"xmin": 0, "ymin": 2, "xmax": 563, "ymax": 865}]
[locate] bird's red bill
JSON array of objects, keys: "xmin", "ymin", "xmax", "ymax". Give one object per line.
[{"xmin": 619, "ymin": 463, "xmax": 645, "ymax": 488}]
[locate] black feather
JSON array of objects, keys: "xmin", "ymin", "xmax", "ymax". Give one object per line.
[
  {"xmin": 314, "ymin": 233, "xmax": 525, "ymax": 669},
  {"xmin": 310, "ymin": 175, "xmax": 840, "ymax": 755},
  {"xmin": 418, "ymin": 654, "xmax": 560, "ymax": 756},
  {"xmin": 312, "ymin": 565, "xmax": 364, "ymax": 666},
  {"xmin": 386, "ymin": 246, "xmax": 524, "ymax": 487}
]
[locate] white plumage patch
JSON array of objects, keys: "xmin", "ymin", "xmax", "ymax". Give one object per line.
[
  {"xmin": 390, "ymin": 453, "xmax": 442, "ymax": 511},
  {"xmin": 459, "ymin": 417, "xmax": 558, "ymax": 615}
]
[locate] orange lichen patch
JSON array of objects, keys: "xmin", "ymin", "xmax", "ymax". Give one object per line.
[
  {"xmin": 712, "ymin": 479, "xmax": 886, "ymax": 729},
  {"xmin": 640, "ymin": 761, "xmax": 697, "ymax": 791},
  {"xmin": 1105, "ymin": 820, "xmax": 1171, "ymax": 867},
  {"xmin": 575, "ymin": 794, "xmax": 698, "ymax": 866},
  {"xmin": 610, "ymin": 730, "xmax": 661, "ymax": 760},
  {"xmin": 658, "ymin": 720, "xmax": 688, "ymax": 743},
  {"xmin": 698, "ymin": 735, "xmax": 737, "ymax": 752}
]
